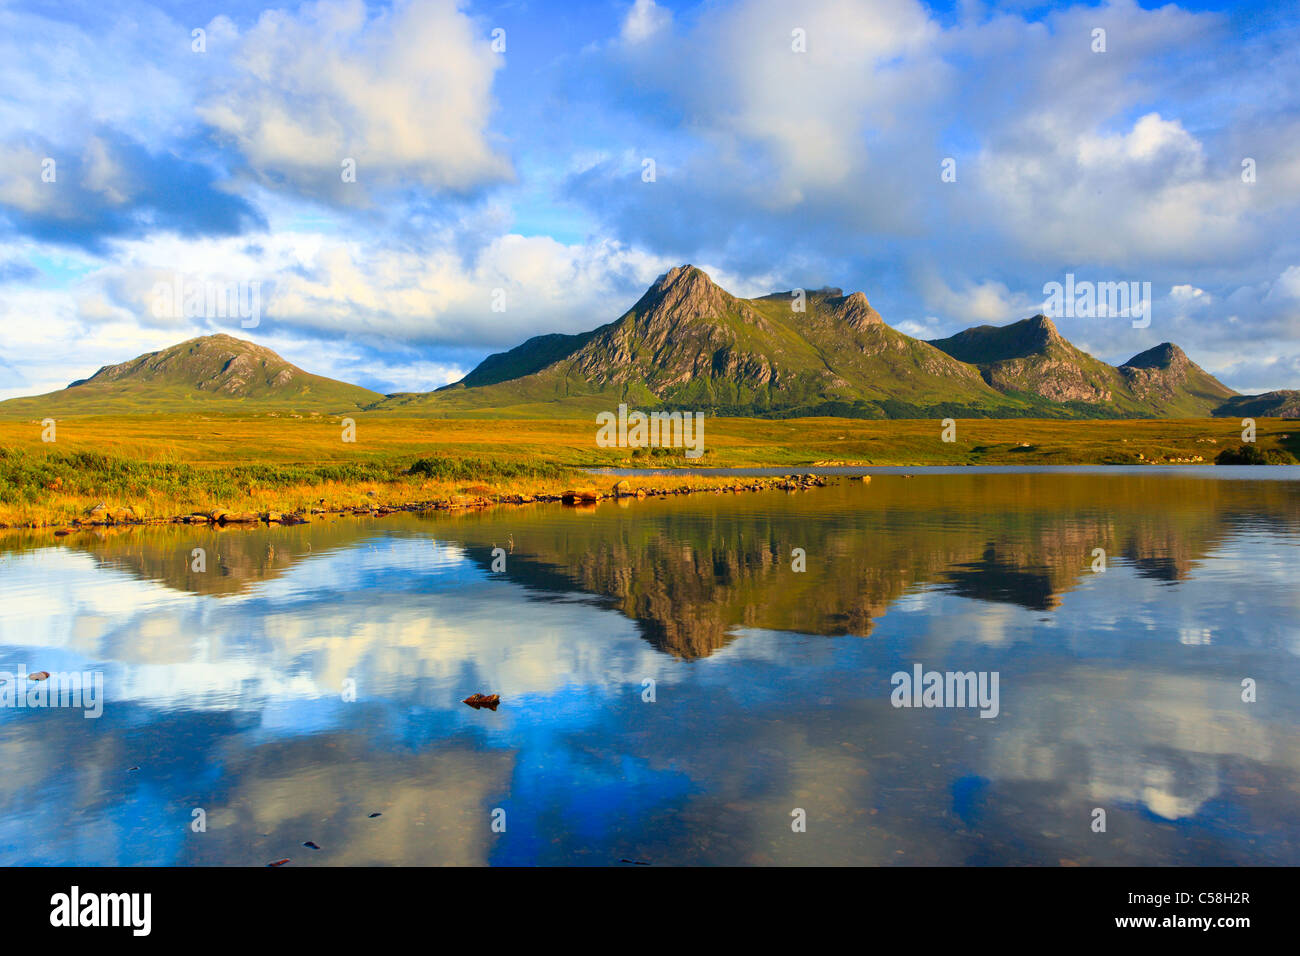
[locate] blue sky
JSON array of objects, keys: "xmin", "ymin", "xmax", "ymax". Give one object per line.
[{"xmin": 1, "ymin": 0, "xmax": 1298, "ymax": 399}]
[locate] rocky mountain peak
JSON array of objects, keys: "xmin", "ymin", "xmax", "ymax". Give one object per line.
[
  {"xmin": 828, "ymin": 290, "xmax": 883, "ymax": 329},
  {"xmin": 1122, "ymin": 342, "xmax": 1188, "ymax": 371},
  {"xmin": 1024, "ymin": 313, "xmax": 1063, "ymax": 343},
  {"xmin": 636, "ymin": 265, "xmax": 736, "ymax": 323}
]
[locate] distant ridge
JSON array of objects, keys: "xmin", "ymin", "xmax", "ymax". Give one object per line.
[
  {"xmin": 2, "ymin": 266, "xmax": 1289, "ymax": 420},
  {"xmin": 1213, "ymin": 390, "xmax": 1300, "ymax": 419},
  {"xmin": 927, "ymin": 317, "xmax": 1236, "ymax": 416}
]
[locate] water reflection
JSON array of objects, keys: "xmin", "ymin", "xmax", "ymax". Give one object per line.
[{"xmin": 0, "ymin": 472, "xmax": 1297, "ymax": 865}]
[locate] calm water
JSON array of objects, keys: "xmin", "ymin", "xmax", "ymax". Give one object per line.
[{"xmin": 1, "ymin": 469, "xmax": 1298, "ymax": 866}]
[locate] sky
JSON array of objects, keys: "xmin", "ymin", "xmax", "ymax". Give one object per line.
[{"xmin": 0, "ymin": 0, "xmax": 1298, "ymax": 400}]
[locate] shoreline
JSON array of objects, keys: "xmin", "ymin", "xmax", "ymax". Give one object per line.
[
  {"xmin": 3, "ymin": 414, "xmax": 1295, "ymax": 537},
  {"xmin": 8, "ymin": 459, "xmax": 1299, "ymax": 540},
  {"xmin": 4, "ymin": 472, "xmax": 830, "ymax": 538}
]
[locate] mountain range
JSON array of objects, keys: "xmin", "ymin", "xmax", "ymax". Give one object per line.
[{"xmin": 2, "ymin": 265, "xmax": 1296, "ymax": 419}]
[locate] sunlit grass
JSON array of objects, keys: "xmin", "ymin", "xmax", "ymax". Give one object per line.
[{"xmin": 0, "ymin": 413, "xmax": 1294, "ymax": 527}]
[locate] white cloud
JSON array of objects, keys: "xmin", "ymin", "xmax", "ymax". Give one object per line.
[
  {"xmin": 917, "ymin": 270, "xmax": 1037, "ymax": 326},
  {"xmin": 0, "ymin": 228, "xmax": 690, "ymax": 397},
  {"xmin": 975, "ymin": 112, "xmax": 1253, "ymax": 263},
  {"xmin": 622, "ymin": 0, "xmax": 672, "ymax": 44},
  {"xmin": 198, "ymin": 0, "xmax": 511, "ymax": 201},
  {"xmin": 1266, "ymin": 265, "xmax": 1300, "ymax": 303}
]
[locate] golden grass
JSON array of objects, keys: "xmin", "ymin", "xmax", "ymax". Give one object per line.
[{"xmin": 1, "ymin": 413, "xmax": 1294, "ymax": 529}]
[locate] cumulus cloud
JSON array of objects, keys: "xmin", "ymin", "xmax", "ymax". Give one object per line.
[
  {"xmin": 198, "ymin": 0, "xmax": 512, "ymax": 203},
  {"xmin": 0, "ymin": 228, "xmax": 690, "ymax": 396},
  {"xmin": 2, "ymin": 0, "xmax": 1299, "ymax": 398},
  {"xmin": 551, "ymin": 0, "xmax": 1300, "ymax": 384},
  {"xmin": 916, "ymin": 270, "xmax": 1040, "ymax": 326}
]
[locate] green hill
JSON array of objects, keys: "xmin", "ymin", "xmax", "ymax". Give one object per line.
[{"xmin": 0, "ymin": 334, "xmax": 382, "ymax": 417}]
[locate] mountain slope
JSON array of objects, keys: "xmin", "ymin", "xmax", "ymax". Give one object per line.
[
  {"xmin": 0, "ymin": 269, "xmax": 1270, "ymax": 421},
  {"xmin": 1213, "ymin": 390, "xmax": 1300, "ymax": 418},
  {"xmin": 929, "ymin": 315, "xmax": 1136, "ymax": 406},
  {"xmin": 383, "ymin": 265, "xmax": 1021, "ymax": 417},
  {"xmin": 1118, "ymin": 343, "xmax": 1237, "ymax": 416},
  {"xmin": 441, "ymin": 331, "xmax": 598, "ymax": 390},
  {"xmin": 928, "ymin": 317, "xmax": 1236, "ymax": 417},
  {"xmin": 0, "ymin": 334, "xmax": 382, "ymax": 416}
]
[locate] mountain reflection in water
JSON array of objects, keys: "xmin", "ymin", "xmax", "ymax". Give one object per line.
[{"xmin": 0, "ymin": 471, "xmax": 1297, "ymax": 865}]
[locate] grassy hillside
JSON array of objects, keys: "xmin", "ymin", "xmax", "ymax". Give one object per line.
[
  {"xmin": 0, "ymin": 334, "xmax": 383, "ymax": 417},
  {"xmin": 377, "ymin": 269, "xmax": 1033, "ymax": 417},
  {"xmin": 381, "ymin": 267, "xmax": 1241, "ymax": 419},
  {"xmin": 928, "ymin": 317, "xmax": 1236, "ymax": 417}
]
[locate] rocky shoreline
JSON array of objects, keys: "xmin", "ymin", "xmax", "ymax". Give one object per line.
[{"xmin": 11, "ymin": 473, "xmax": 834, "ymax": 537}]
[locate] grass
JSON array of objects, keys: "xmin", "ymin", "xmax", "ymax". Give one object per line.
[{"xmin": 0, "ymin": 413, "xmax": 1295, "ymax": 528}]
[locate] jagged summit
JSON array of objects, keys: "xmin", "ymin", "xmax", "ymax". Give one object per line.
[
  {"xmin": 827, "ymin": 290, "xmax": 883, "ymax": 329},
  {"xmin": 646, "ymin": 264, "xmax": 714, "ymax": 295},
  {"xmin": 1119, "ymin": 341, "xmax": 1234, "ymax": 409},
  {"xmin": 628, "ymin": 265, "xmax": 746, "ymax": 326}
]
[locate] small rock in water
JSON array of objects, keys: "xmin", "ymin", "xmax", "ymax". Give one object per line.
[
  {"xmin": 368, "ymin": 812, "xmax": 382, "ymax": 818},
  {"xmin": 462, "ymin": 693, "xmax": 501, "ymax": 710},
  {"xmin": 267, "ymin": 858, "xmax": 291, "ymax": 867},
  {"xmin": 127, "ymin": 766, "xmax": 140, "ymax": 772},
  {"xmin": 28, "ymin": 671, "xmax": 50, "ymax": 681},
  {"xmin": 303, "ymin": 841, "xmax": 321, "ymax": 849}
]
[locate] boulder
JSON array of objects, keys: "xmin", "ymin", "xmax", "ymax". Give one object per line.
[{"xmin": 218, "ymin": 512, "xmax": 260, "ymax": 524}]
